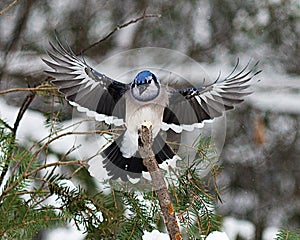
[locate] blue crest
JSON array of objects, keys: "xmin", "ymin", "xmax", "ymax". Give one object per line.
[{"xmin": 134, "ymin": 70, "xmax": 155, "ymax": 85}]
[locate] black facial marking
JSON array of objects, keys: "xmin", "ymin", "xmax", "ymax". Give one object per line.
[{"xmin": 152, "ymin": 74, "xmax": 157, "ymax": 83}]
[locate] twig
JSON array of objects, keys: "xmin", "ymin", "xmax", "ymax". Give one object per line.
[
  {"xmin": 81, "ymin": 12, "xmax": 161, "ymax": 53},
  {"xmin": 0, "ymin": 92, "xmax": 35, "ymax": 186},
  {"xmin": 0, "ymin": 0, "xmax": 21, "ymax": 16},
  {"xmin": 0, "ymin": 87, "xmax": 57, "ymax": 95},
  {"xmin": 12, "ymin": 92, "xmax": 35, "ymax": 137},
  {"xmin": 27, "ymin": 160, "xmax": 85, "ymax": 177},
  {"xmin": 138, "ymin": 122, "xmax": 182, "ymax": 240}
]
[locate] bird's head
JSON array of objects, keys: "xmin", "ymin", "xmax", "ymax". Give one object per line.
[{"xmin": 131, "ymin": 70, "xmax": 160, "ymax": 101}]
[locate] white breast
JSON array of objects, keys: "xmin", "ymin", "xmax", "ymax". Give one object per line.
[{"xmin": 120, "ymin": 88, "xmax": 169, "ymax": 157}]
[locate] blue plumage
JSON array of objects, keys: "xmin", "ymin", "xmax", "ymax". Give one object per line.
[{"xmin": 135, "ymin": 70, "xmax": 153, "ymax": 84}]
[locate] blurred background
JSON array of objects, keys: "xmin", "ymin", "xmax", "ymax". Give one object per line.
[{"xmin": 0, "ymin": 1, "xmax": 299, "ymax": 239}]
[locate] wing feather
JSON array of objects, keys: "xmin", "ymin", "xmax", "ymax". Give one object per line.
[
  {"xmin": 163, "ymin": 60, "xmax": 261, "ymax": 132},
  {"xmin": 43, "ymin": 36, "xmax": 129, "ymax": 125}
]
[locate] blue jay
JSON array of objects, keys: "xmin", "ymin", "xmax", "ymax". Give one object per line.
[{"xmin": 43, "ymin": 38, "xmax": 260, "ymax": 181}]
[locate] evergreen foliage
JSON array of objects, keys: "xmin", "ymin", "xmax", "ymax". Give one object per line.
[
  {"xmin": 0, "ymin": 113, "xmax": 221, "ymax": 239},
  {"xmin": 275, "ymin": 229, "xmax": 300, "ymax": 240}
]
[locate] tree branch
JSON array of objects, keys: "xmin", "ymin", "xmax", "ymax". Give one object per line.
[
  {"xmin": 12, "ymin": 92, "xmax": 36, "ymax": 137},
  {"xmin": 138, "ymin": 122, "xmax": 182, "ymax": 240},
  {"xmin": 0, "ymin": 92, "xmax": 35, "ymax": 186},
  {"xmin": 81, "ymin": 12, "xmax": 161, "ymax": 53},
  {"xmin": 0, "ymin": 0, "xmax": 21, "ymax": 16},
  {"xmin": 0, "ymin": 86, "xmax": 57, "ymax": 95}
]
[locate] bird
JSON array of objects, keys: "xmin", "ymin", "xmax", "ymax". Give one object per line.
[{"xmin": 43, "ymin": 37, "xmax": 261, "ymax": 181}]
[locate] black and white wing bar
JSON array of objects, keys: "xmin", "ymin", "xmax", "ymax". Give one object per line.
[
  {"xmin": 163, "ymin": 60, "xmax": 261, "ymax": 132},
  {"xmin": 43, "ymin": 36, "xmax": 129, "ymax": 124}
]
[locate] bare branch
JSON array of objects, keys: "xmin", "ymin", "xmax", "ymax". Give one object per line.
[
  {"xmin": 138, "ymin": 122, "xmax": 182, "ymax": 240},
  {"xmin": 26, "ymin": 159, "xmax": 86, "ymax": 177},
  {"xmin": 81, "ymin": 12, "xmax": 161, "ymax": 53},
  {"xmin": 12, "ymin": 92, "xmax": 35, "ymax": 137},
  {"xmin": 0, "ymin": 87, "xmax": 57, "ymax": 95},
  {"xmin": 0, "ymin": 0, "xmax": 21, "ymax": 16},
  {"xmin": 0, "ymin": 92, "xmax": 35, "ymax": 187}
]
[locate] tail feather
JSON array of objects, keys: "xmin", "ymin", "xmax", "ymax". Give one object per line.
[
  {"xmin": 102, "ymin": 132, "xmax": 175, "ymax": 181},
  {"xmin": 153, "ymin": 134, "xmax": 175, "ymax": 164}
]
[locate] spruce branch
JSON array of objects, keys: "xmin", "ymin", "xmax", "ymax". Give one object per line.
[
  {"xmin": 138, "ymin": 121, "xmax": 182, "ymax": 240},
  {"xmin": 275, "ymin": 229, "xmax": 300, "ymax": 240}
]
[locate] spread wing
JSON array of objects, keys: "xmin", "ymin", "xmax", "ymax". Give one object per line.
[
  {"xmin": 163, "ymin": 60, "xmax": 261, "ymax": 132},
  {"xmin": 43, "ymin": 37, "xmax": 129, "ymax": 125}
]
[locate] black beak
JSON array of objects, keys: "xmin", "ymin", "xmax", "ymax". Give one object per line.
[{"xmin": 138, "ymin": 85, "xmax": 148, "ymax": 95}]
